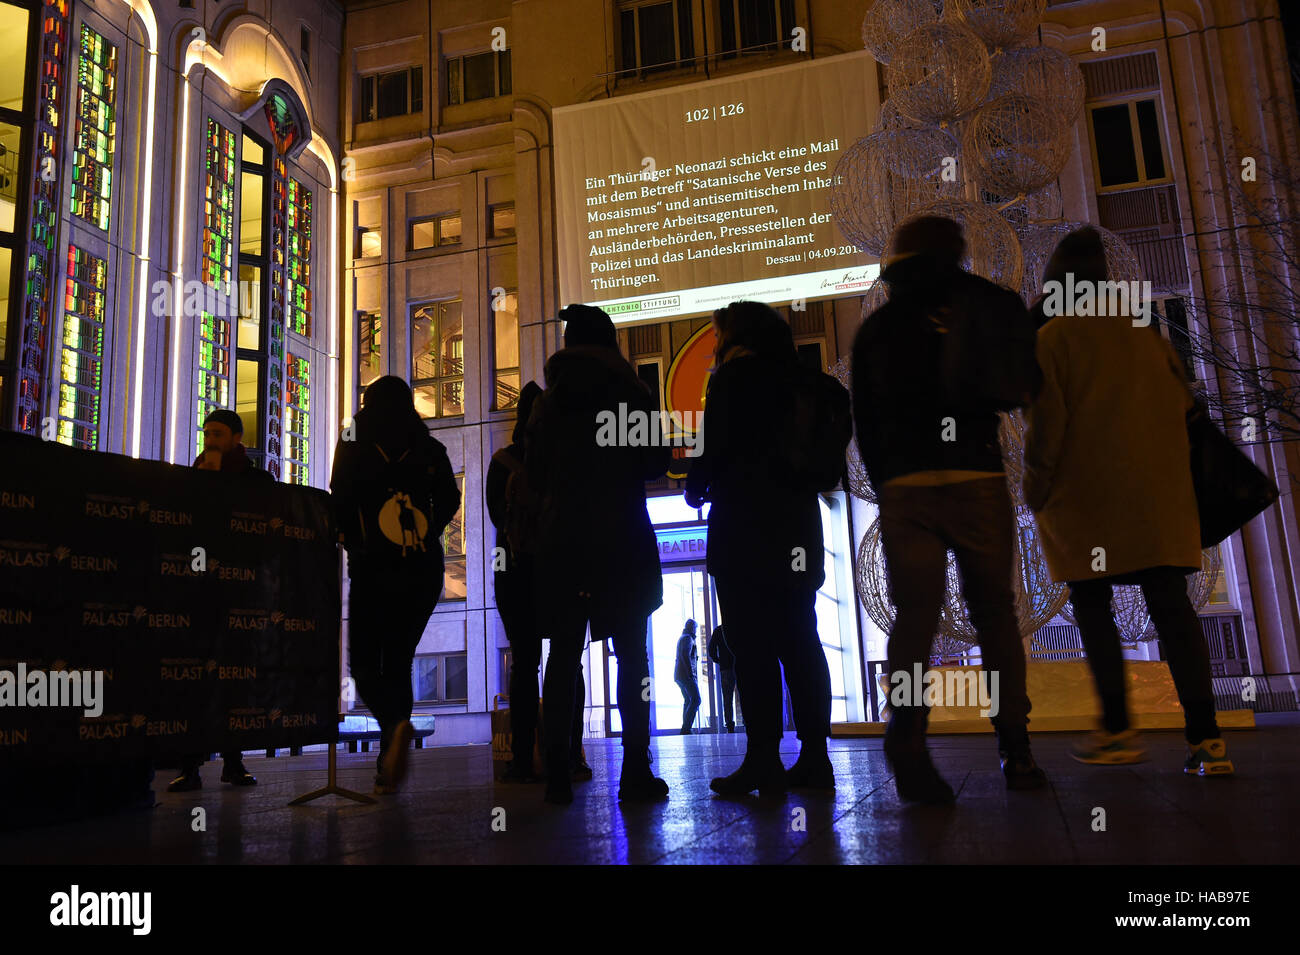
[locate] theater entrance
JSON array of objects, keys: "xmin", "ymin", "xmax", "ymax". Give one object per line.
[{"xmin": 594, "ymin": 564, "xmax": 727, "ymax": 736}]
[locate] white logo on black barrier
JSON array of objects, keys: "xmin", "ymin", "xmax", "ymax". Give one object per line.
[{"xmin": 49, "ymin": 886, "xmax": 151, "ymax": 935}]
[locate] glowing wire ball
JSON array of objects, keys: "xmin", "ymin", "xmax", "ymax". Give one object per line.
[
  {"xmin": 988, "ymin": 46, "xmax": 1085, "ymax": 130},
  {"xmin": 861, "ymin": 0, "xmax": 945, "ymax": 65},
  {"xmin": 885, "ymin": 22, "xmax": 992, "ymax": 127},
  {"xmin": 891, "ymin": 197, "xmax": 1025, "ymax": 291},
  {"xmin": 1017, "ymin": 220, "xmax": 1143, "ymax": 304},
  {"xmin": 1058, "ymin": 547, "xmax": 1224, "ymax": 643},
  {"xmin": 831, "ymin": 132, "xmax": 965, "ymax": 256},
  {"xmin": 949, "ymin": 0, "xmax": 1047, "ymax": 50},
  {"xmin": 964, "ymin": 93, "xmax": 1075, "ymax": 199}
]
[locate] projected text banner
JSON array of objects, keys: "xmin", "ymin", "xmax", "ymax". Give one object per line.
[{"xmin": 554, "ymin": 52, "xmax": 880, "ymax": 323}]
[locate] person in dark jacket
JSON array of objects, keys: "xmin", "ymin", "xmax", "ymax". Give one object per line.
[
  {"xmin": 851, "ymin": 216, "xmax": 1047, "ymax": 804},
  {"xmin": 707, "ymin": 625, "xmax": 738, "ymax": 733},
  {"xmin": 1024, "ymin": 227, "xmax": 1231, "ymax": 775},
  {"xmin": 331, "ymin": 376, "xmax": 461, "ymax": 794},
  {"xmin": 527, "ymin": 304, "xmax": 670, "ymax": 805},
  {"xmin": 486, "ymin": 382, "xmax": 590, "ymax": 783},
  {"xmin": 674, "ymin": 619, "xmax": 701, "ymax": 734},
  {"xmin": 686, "ymin": 301, "xmax": 834, "ymax": 796},
  {"xmin": 167, "ymin": 408, "xmax": 270, "ymax": 792}
]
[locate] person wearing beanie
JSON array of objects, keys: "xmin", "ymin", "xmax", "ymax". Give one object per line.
[
  {"xmin": 851, "ymin": 215, "xmax": 1047, "ymax": 804},
  {"xmin": 168, "ymin": 409, "xmax": 270, "ymax": 792},
  {"xmin": 526, "ymin": 304, "xmax": 671, "ymax": 804}
]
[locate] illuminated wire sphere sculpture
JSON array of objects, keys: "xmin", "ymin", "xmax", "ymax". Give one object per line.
[
  {"xmin": 892, "ymin": 197, "xmax": 1024, "ymax": 291},
  {"xmin": 963, "ymin": 93, "xmax": 1075, "ymax": 199},
  {"xmin": 861, "ymin": 0, "xmax": 944, "ymax": 65},
  {"xmin": 831, "ymin": 131, "xmax": 965, "ymax": 256},
  {"xmin": 1058, "ymin": 547, "xmax": 1224, "ymax": 643},
  {"xmin": 949, "ymin": 0, "xmax": 1047, "ymax": 50},
  {"xmin": 1017, "ymin": 220, "xmax": 1143, "ymax": 303},
  {"xmin": 830, "ymin": 356, "xmax": 877, "ymax": 504},
  {"xmin": 885, "ymin": 22, "xmax": 993, "ymax": 127},
  {"xmin": 856, "ymin": 519, "xmax": 978, "ymax": 658},
  {"xmin": 988, "ymin": 47, "xmax": 1085, "ymax": 130}
]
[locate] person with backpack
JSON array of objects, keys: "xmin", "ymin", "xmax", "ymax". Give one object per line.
[
  {"xmin": 851, "ymin": 215, "xmax": 1047, "ymax": 804},
  {"xmin": 486, "ymin": 381, "xmax": 591, "ymax": 784},
  {"xmin": 330, "ymin": 376, "xmax": 461, "ymax": 794},
  {"xmin": 674, "ymin": 619, "xmax": 702, "ymax": 734},
  {"xmin": 685, "ymin": 300, "xmax": 848, "ymax": 797},
  {"xmin": 526, "ymin": 305, "xmax": 671, "ymax": 805},
  {"xmin": 1023, "ymin": 227, "xmax": 1233, "ymax": 775}
]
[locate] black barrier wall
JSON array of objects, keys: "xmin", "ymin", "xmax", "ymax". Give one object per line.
[{"xmin": 0, "ymin": 432, "xmax": 340, "ymax": 762}]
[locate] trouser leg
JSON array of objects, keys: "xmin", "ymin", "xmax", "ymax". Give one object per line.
[
  {"xmin": 1140, "ymin": 568, "xmax": 1220, "ymax": 744},
  {"xmin": 1069, "ymin": 579, "xmax": 1130, "ymax": 735}
]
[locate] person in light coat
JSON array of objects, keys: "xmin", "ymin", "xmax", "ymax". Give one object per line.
[{"xmin": 1024, "ymin": 227, "xmax": 1232, "ymax": 775}]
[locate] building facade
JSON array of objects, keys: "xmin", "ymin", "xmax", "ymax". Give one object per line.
[{"xmin": 3, "ymin": 0, "xmax": 1296, "ymax": 748}]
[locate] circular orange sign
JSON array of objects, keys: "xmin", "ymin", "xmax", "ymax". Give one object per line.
[{"xmin": 664, "ymin": 323, "xmax": 717, "ymax": 435}]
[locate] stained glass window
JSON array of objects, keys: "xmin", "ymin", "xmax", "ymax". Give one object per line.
[
  {"xmin": 284, "ymin": 351, "xmax": 310, "ymax": 486},
  {"xmin": 286, "ymin": 177, "xmax": 312, "ymax": 337},
  {"xmin": 57, "ymin": 245, "xmax": 105, "ymax": 450},
  {"xmin": 70, "ymin": 24, "xmax": 116, "ymax": 232},
  {"xmin": 203, "ymin": 119, "xmax": 236, "ymax": 289},
  {"xmin": 196, "ymin": 311, "xmax": 231, "ymax": 458},
  {"xmin": 196, "ymin": 118, "xmax": 237, "ymax": 455},
  {"xmin": 16, "ymin": 0, "xmax": 71, "ymax": 436}
]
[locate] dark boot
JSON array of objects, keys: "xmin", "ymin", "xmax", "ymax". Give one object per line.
[
  {"xmin": 544, "ymin": 745, "xmax": 573, "ymax": 805},
  {"xmin": 786, "ymin": 742, "xmax": 835, "ymax": 791},
  {"xmin": 710, "ymin": 745, "xmax": 786, "ymax": 798},
  {"xmin": 618, "ymin": 753, "xmax": 669, "ymax": 802}
]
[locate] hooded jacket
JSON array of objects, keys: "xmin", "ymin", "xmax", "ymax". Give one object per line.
[
  {"xmin": 526, "ymin": 344, "xmax": 669, "ymax": 638},
  {"xmin": 851, "ymin": 255, "xmax": 1021, "ymax": 488},
  {"xmin": 689, "ymin": 350, "xmax": 825, "ymax": 591}
]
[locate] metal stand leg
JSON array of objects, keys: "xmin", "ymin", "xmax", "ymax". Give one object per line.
[{"xmin": 289, "ymin": 739, "xmax": 375, "ymax": 806}]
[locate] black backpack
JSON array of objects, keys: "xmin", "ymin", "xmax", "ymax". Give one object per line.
[
  {"xmin": 356, "ymin": 442, "xmax": 440, "ymax": 568},
  {"xmin": 934, "ymin": 280, "xmax": 1041, "ymax": 411},
  {"xmin": 782, "ymin": 364, "xmax": 853, "ymax": 492}
]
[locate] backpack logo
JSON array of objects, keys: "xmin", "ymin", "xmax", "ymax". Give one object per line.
[{"xmin": 378, "ymin": 491, "xmax": 429, "ymax": 555}]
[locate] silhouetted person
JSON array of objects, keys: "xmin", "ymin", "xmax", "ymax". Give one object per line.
[
  {"xmin": 168, "ymin": 408, "xmax": 269, "ymax": 792},
  {"xmin": 852, "ymin": 216, "xmax": 1046, "ymax": 804},
  {"xmin": 675, "ymin": 619, "xmax": 702, "ymax": 734},
  {"xmin": 708, "ymin": 624, "xmax": 738, "ymax": 733},
  {"xmin": 686, "ymin": 301, "xmax": 834, "ymax": 796},
  {"xmin": 1024, "ymin": 227, "xmax": 1232, "ymax": 775},
  {"xmin": 331, "ymin": 376, "xmax": 461, "ymax": 794},
  {"xmin": 487, "ymin": 382, "xmax": 591, "ymax": 783},
  {"xmin": 527, "ymin": 305, "xmax": 671, "ymax": 804}
]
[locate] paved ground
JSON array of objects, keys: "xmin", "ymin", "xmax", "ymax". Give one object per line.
[{"xmin": 3, "ymin": 720, "xmax": 1295, "ymax": 865}]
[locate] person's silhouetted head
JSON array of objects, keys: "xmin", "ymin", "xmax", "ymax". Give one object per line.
[
  {"xmin": 561, "ymin": 304, "xmax": 618, "ymax": 350},
  {"xmin": 1042, "ymin": 226, "xmax": 1108, "ymax": 291},
  {"xmin": 202, "ymin": 409, "xmax": 244, "ymax": 456},
  {"xmin": 712, "ymin": 300, "xmax": 796, "ymax": 366},
  {"xmin": 684, "ymin": 619, "xmax": 697, "ymax": 634},
  {"xmin": 360, "ymin": 375, "xmax": 425, "ymax": 447},
  {"xmin": 512, "ymin": 380, "xmax": 543, "ymax": 445},
  {"xmin": 890, "ymin": 215, "xmax": 966, "ymax": 269}
]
